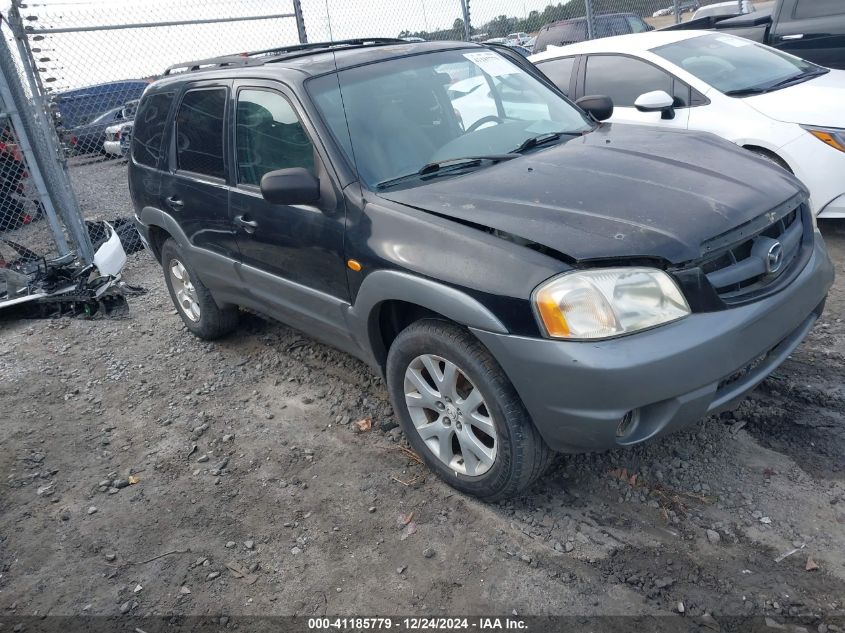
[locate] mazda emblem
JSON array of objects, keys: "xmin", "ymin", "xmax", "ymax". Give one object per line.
[{"xmin": 766, "ymin": 242, "xmax": 784, "ymax": 273}]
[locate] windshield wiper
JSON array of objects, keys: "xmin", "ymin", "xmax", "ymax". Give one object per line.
[
  {"xmin": 725, "ymin": 68, "xmax": 829, "ymax": 97},
  {"xmin": 376, "ymin": 154, "xmax": 517, "ymax": 190},
  {"xmin": 510, "ymin": 131, "xmax": 574, "ymax": 154},
  {"xmin": 765, "ymin": 67, "xmax": 829, "ymax": 91}
]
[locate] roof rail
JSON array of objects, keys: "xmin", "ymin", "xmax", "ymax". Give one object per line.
[{"xmin": 163, "ymin": 38, "xmax": 409, "ymax": 76}]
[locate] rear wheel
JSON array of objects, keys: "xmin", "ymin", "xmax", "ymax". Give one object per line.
[
  {"xmin": 160, "ymin": 238, "xmax": 238, "ymax": 339},
  {"xmin": 386, "ymin": 319, "xmax": 553, "ymax": 500}
]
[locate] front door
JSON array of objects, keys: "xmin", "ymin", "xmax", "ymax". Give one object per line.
[
  {"xmin": 228, "ymin": 82, "xmax": 350, "ymax": 340},
  {"xmin": 581, "ymin": 54, "xmax": 691, "ymax": 129}
]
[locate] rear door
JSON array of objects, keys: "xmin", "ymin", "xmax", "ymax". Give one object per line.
[
  {"xmin": 579, "ymin": 54, "xmax": 691, "ymax": 128},
  {"xmin": 162, "ymin": 82, "xmax": 240, "ymax": 261},
  {"xmin": 772, "ymin": 0, "xmax": 845, "ymax": 70},
  {"xmin": 228, "ymin": 80, "xmax": 350, "ymax": 338}
]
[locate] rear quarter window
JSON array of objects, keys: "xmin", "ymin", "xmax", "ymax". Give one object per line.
[
  {"xmin": 535, "ymin": 57, "xmax": 577, "ymax": 96},
  {"xmin": 132, "ymin": 92, "xmax": 174, "ymax": 168},
  {"xmin": 175, "ymin": 88, "xmax": 226, "ymax": 179}
]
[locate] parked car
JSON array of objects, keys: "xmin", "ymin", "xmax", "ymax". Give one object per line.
[
  {"xmin": 664, "ymin": 0, "xmax": 845, "ymax": 70},
  {"xmin": 534, "ymin": 13, "xmax": 652, "ymax": 53},
  {"xmin": 131, "ymin": 39, "xmax": 833, "ymax": 500},
  {"xmin": 531, "ymin": 31, "xmax": 845, "ymax": 218},
  {"xmin": 653, "ymin": 7, "xmax": 674, "ymax": 18},
  {"xmin": 693, "ymin": 1, "xmax": 754, "ymax": 20},
  {"xmin": 65, "ymin": 105, "xmax": 130, "ymax": 155},
  {"xmin": 506, "ymin": 32, "xmax": 531, "ymax": 45},
  {"xmin": 507, "ymin": 44, "xmax": 533, "ymax": 57},
  {"xmin": 103, "ymin": 100, "xmax": 139, "ymax": 158},
  {"xmin": 119, "ymin": 122, "xmax": 134, "ymax": 158},
  {"xmin": 50, "ymin": 80, "xmax": 148, "ymax": 130}
]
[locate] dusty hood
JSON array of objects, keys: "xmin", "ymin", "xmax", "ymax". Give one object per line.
[
  {"xmin": 379, "ymin": 124, "xmax": 803, "ymax": 265},
  {"xmin": 742, "ymin": 69, "xmax": 845, "ymax": 127}
]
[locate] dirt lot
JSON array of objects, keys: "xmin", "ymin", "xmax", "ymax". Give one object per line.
[{"xmin": 2, "ymin": 157, "xmax": 845, "ymax": 628}]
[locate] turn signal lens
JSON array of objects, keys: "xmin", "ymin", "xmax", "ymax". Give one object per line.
[
  {"xmin": 801, "ymin": 125, "xmax": 845, "ymax": 153},
  {"xmin": 533, "ymin": 268, "xmax": 690, "ymax": 340}
]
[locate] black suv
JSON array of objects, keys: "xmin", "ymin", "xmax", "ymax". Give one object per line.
[
  {"xmin": 131, "ymin": 39, "xmax": 833, "ymax": 500},
  {"xmin": 533, "ymin": 13, "xmax": 653, "ymax": 53}
]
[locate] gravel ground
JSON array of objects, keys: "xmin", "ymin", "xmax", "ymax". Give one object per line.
[{"xmin": 1, "ymin": 158, "xmax": 844, "ymax": 628}]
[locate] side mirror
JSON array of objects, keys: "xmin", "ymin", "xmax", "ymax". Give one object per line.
[
  {"xmin": 260, "ymin": 168, "xmax": 320, "ymax": 206},
  {"xmin": 635, "ymin": 90, "xmax": 676, "ymax": 119},
  {"xmin": 575, "ymin": 95, "xmax": 614, "ymax": 122}
]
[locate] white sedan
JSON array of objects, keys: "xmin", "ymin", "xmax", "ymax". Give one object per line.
[{"xmin": 530, "ymin": 31, "xmax": 845, "ymax": 218}]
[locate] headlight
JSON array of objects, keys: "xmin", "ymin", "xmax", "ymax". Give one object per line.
[
  {"xmin": 533, "ymin": 268, "xmax": 690, "ymax": 340},
  {"xmin": 801, "ymin": 125, "xmax": 845, "ymax": 154}
]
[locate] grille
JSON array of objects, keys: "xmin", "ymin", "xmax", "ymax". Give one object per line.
[{"xmin": 700, "ymin": 205, "xmax": 805, "ymax": 301}]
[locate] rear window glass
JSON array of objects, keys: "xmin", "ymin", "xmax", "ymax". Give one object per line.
[
  {"xmin": 132, "ymin": 92, "xmax": 173, "ymax": 168},
  {"xmin": 175, "ymin": 88, "xmax": 226, "ymax": 179},
  {"xmin": 535, "ymin": 21, "xmax": 587, "ymax": 52}
]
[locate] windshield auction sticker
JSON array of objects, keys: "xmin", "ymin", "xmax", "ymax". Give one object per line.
[{"xmin": 463, "ymin": 51, "xmax": 520, "ymax": 76}]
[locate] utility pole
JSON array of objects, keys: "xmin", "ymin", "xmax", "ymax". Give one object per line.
[
  {"xmin": 293, "ymin": 0, "xmax": 307, "ymax": 43},
  {"xmin": 460, "ymin": 0, "xmax": 471, "ymax": 41}
]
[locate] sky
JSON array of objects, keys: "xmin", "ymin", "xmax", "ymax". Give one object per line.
[{"xmin": 1, "ymin": 0, "xmax": 560, "ymax": 91}]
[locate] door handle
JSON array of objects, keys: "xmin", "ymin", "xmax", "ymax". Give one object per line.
[
  {"xmin": 166, "ymin": 196, "xmax": 184, "ymax": 209},
  {"xmin": 234, "ymin": 215, "xmax": 259, "ymax": 234},
  {"xmin": 781, "ymin": 34, "xmax": 804, "ymax": 40}
]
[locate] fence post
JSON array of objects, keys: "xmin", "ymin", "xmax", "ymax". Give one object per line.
[
  {"xmin": 585, "ymin": 0, "xmax": 595, "ymax": 39},
  {"xmin": 0, "ymin": 53, "xmax": 70, "ymax": 258},
  {"xmin": 5, "ymin": 2, "xmax": 94, "ymax": 264},
  {"xmin": 460, "ymin": 0, "xmax": 471, "ymax": 41},
  {"xmin": 293, "ymin": 0, "xmax": 308, "ymax": 43},
  {"xmin": 674, "ymin": 0, "xmax": 681, "ymax": 24}
]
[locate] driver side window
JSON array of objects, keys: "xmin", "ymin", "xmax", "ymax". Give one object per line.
[
  {"xmin": 584, "ymin": 55, "xmax": 673, "ymax": 108},
  {"xmin": 236, "ymin": 89, "xmax": 315, "ymax": 187}
]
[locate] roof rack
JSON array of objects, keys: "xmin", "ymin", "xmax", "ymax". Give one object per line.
[{"xmin": 164, "ymin": 38, "xmax": 409, "ymax": 76}]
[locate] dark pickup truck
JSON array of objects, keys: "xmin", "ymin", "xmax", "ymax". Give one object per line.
[{"xmin": 665, "ymin": 0, "xmax": 845, "ymax": 70}]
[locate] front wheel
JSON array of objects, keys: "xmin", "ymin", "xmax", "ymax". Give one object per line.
[{"xmin": 386, "ymin": 319, "xmax": 553, "ymax": 501}]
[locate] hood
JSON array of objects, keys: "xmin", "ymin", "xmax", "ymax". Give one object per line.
[
  {"xmin": 379, "ymin": 124, "xmax": 803, "ymax": 265},
  {"xmin": 742, "ymin": 69, "xmax": 845, "ymax": 127}
]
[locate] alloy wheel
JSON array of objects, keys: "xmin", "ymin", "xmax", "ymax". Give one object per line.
[
  {"xmin": 169, "ymin": 258, "xmax": 201, "ymax": 322},
  {"xmin": 403, "ymin": 354, "xmax": 497, "ymax": 476}
]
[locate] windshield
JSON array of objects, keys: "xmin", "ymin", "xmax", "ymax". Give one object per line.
[
  {"xmin": 653, "ymin": 34, "xmax": 826, "ymax": 95},
  {"xmin": 308, "ymin": 48, "xmax": 593, "ymax": 189}
]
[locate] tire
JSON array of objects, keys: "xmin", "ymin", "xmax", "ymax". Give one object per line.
[
  {"xmin": 160, "ymin": 238, "xmax": 238, "ymax": 340},
  {"xmin": 386, "ymin": 319, "xmax": 554, "ymax": 501}
]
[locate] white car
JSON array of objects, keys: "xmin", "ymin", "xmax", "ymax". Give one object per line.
[
  {"xmin": 506, "ymin": 32, "xmax": 530, "ymax": 46},
  {"xmin": 103, "ymin": 122, "xmax": 125, "ymax": 157},
  {"xmin": 447, "ymin": 75, "xmax": 549, "ymax": 129},
  {"xmin": 531, "ymin": 31, "xmax": 845, "ymax": 218},
  {"xmin": 692, "ymin": 0, "xmax": 754, "ymax": 19}
]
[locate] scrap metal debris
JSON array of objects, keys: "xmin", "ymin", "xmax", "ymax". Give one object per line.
[{"xmin": 0, "ymin": 221, "xmax": 144, "ymax": 319}]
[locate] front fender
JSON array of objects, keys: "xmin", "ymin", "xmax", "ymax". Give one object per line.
[{"xmin": 346, "ymin": 270, "xmax": 508, "ymax": 370}]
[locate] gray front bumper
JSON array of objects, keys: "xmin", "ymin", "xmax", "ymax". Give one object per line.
[{"xmin": 471, "ymin": 234, "xmax": 835, "ymax": 453}]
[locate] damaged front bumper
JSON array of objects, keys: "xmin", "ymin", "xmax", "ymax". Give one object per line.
[{"xmin": 471, "ymin": 233, "xmax": 835, "ymax": 453}]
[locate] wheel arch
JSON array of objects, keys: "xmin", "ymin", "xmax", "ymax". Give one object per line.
[
  {"xmin": 741, "ymin": 144, "xmax": 794, "ymax": 173},
  {"xmin": 349, "ymin": 270, "xmax": 508, "ymax": 372}
]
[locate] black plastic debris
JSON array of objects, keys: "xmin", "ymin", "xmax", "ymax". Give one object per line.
[{"xmin": 1, "ymin": 233, "xmax": 145, "ymax": 320}]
